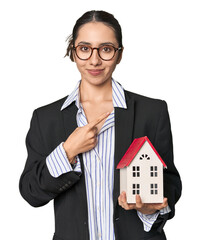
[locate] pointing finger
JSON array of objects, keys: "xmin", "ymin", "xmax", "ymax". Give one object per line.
[{"xmin": 88, "ymin": 112, "xmax": 110, "ymax": 128}]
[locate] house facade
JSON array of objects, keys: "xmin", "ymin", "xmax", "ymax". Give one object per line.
[{"xmin": 117, "ymin": 136, "xmax": 167, "ymax": 204}]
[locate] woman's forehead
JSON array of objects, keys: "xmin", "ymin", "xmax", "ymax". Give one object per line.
[{"xmin": 75, "ymin": 22, "xmax": 118, "ymax": 46}]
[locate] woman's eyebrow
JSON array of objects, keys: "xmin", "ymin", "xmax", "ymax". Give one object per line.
[
  {"xmin": 77, "ymin": 41, "xmax": 91, "ymax": 45},
  {"xmin": 99, "ymin": 42, "xmax": 115, "ymax": 46},
  {"xmin": 77, "ymin": 41, "xmax": 116, "ymax": 46}
]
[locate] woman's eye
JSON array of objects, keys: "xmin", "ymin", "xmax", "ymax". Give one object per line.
[
  {"xmin": 102, "ymin": 46, "xmax": 112, "ymax": 52},
  {"xmin": 80, "ymin": 46, "xmax": 90, "ymax": 52}
]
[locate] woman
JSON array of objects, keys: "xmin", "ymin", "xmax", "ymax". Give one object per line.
[{"xmin": 19, "ymin": 10, "xmax": 182, "ymax": 240}]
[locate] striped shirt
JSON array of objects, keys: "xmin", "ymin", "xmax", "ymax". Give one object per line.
[{"xmin": 46, "ymin": 79, "xmax": 170, "ymax": 239}]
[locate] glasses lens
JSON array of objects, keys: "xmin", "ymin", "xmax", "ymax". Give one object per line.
[
  {"xmin": 99, "ymin": 45, "xmax": 115, "ymax": 60},
  {"xmin": 76, "ymin": 45, "xmax": 92, "ymax": 60}
]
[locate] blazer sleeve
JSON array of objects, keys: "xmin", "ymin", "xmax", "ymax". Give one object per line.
[
  {"xmin": 154, "ymin": 101, "xmax": 182, "ymax": 220},
  {"xmin": 19, "ymin": 110, "xmax": 81, "ymax": 207}
]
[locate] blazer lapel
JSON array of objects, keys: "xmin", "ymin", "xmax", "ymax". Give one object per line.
[
  {"xmin": 61, "ymin": 103, "xmax": 78, "ymax": 139},
  {"xmin": 113, "ymin": 92, "xmax": 135, "ymax": 208}
]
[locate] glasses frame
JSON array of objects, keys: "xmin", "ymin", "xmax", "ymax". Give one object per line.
[{"xmin": 73, "ymin": 45, "xmax": 122, "ymax": 61}]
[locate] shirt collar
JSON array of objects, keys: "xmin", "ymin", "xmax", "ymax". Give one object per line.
[{"xmin": 60, "ymin": 79, "xmax": 127, "ymax": 111}]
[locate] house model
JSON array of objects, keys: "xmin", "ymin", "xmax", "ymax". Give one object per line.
[{"xmin": 117, "ymin": 136, "xmax": 167, "ymax": 204}]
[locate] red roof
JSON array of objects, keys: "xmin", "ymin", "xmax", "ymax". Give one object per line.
[{"xmin": 116, "ymin": 136, "xmax": 167, "ymax": 169}]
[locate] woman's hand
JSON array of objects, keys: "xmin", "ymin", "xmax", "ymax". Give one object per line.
[
  {"xmin": 118, "ymin": 191, "xmax": 168, "ymax": 215},
  {"xmin": 63, "ymin": 112, "xmax": 110, "ymax": 163}
]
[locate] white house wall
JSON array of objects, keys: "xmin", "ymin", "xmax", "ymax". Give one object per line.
[
  {"xmin": 126, "ymin": 141, "xmax": 164, "ymax": 203},
  {"xmin": 120, "ymin": 167, "xmax": 127, "ymax": 193}
]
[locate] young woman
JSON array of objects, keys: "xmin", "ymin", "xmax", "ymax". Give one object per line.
[{"xmin": 19, "ymin": 10, "xmax": 182, "ymax": 240}]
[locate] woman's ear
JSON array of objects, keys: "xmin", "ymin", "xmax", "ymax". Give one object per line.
[
  {"xmin": 117, "ymin": 47, "xmax": 124, "ymax": 64},
  {"xmin": 72, "ymin": 52, "xmax": 75, "ymax": 62},
  {"xmin": 71, "ymin": 45, "xmax": 76, "ymax": 62}
]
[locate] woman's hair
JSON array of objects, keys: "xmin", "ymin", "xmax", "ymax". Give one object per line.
[{"xmin": 65, "ymin": 10, "xmax": 123, "ymax": 61}]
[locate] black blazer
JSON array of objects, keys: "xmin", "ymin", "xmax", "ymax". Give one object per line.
[{"xmin": 19, "ymin": 90, "xmax": 182, "ymax": 240}]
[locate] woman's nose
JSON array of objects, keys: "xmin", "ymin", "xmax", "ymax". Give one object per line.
[{"xmin": 89, "ymin": 49, "xmax": 102, "ymax": 65}]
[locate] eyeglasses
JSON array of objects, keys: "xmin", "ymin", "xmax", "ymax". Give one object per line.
[{"xmin": 73, "ymin": 45, "xmax": 122, "ymax": 61}]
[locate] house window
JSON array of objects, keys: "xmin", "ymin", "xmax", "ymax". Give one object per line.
[
  {"xmin": 133, "ymin": 184, "xmax": 140, "ymax": 195},
  {"xmin": 133, "ymin": 166, "xmax": 140, "ymax": 177},
  {"xmin": 150, "ymin": 184, "xmax": 158, "ymax": 195},
  {"xmin": 139, "ymin": 154, "xmax": 150, "ymax": 160},
  {"xmin": 150, "ymin": 166, "xmax": 158, "ymax": 177}
]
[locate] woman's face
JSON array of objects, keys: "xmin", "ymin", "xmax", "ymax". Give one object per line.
[{"xmin": 73, "ymin": 22, "xmax": 123, "ymax": 86}]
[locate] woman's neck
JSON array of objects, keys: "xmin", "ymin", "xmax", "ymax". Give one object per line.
[{"xmin": 79, "ymin": 78, "xmax": 113, "ymax": 103}]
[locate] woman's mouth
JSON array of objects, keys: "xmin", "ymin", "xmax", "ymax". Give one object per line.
[{"xmin": 87, "ymin": 69, "xmax": 104, "ymax": 76}]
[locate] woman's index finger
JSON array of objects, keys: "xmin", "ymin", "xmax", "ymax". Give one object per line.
[{"xmin": 88, "ymin": 112, "xmax": 110, "ymax": 128}]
